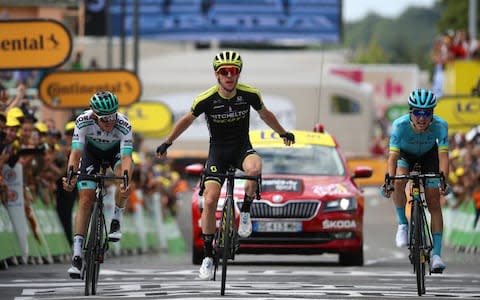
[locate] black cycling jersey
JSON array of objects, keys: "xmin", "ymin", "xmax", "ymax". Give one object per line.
[{"xmin": 191, "ymin": 83, "xmax": 264, "ymax": 145}]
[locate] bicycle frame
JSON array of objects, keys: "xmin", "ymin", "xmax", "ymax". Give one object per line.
[
  {"xmin": 83, "ymin": 180, "xmax": 108, "ymax": 296},
  {"xmin": 199, "ymin": 167, "xmax": 261, "ymax": 296},
  {"xmin": 385, "ymin": 169, "xmax": 444, "ymax": 296},
  {"xmin": 408, "ymin": 172, "xmax": 433, "ymax": 296},
  {"xmin": 67, "ymin": 165, "xmax": 128, "ymax": 296}
]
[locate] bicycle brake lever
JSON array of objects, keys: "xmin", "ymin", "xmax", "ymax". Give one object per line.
[
  {"xmin": 255, "ymin": 176, "xmax": 262, "ymax": 200},
  {"xmin": 67, "ymin": 166, "xmax": 74, "ymax": 185},
  {"xmin": 123, "ymin": 170, "xmax": 129, "ymax": 188}
]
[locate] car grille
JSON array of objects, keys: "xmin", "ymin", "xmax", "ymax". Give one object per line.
[{"xmin": 237, "ymin": 200, "xmax": 320, "ymax": 220}]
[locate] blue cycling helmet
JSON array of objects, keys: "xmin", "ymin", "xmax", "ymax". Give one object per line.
[
  {"xmin": 90, "ymin": 91, "xmax": 119, "ymax": 115},
  {"xmin": 408, "ymin": 89, "xmax": 437, "ymax": 109}
]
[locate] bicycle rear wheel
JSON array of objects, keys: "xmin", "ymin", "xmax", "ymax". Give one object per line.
[
  {"xmin": 220, "ymin": 197, "xmax": 234, "ymax": 296},
  {"xmin": 412, "ymin": 202, "xmax": 425, "ymax": 296},
  {"xmin": 85, "ymin": 202, "xmax": 101, "ymax": 296}
]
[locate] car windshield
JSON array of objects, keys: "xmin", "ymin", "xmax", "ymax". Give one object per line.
[{"xmin": 256, "ymin": 145, "xmax": 345, "ymax": 176}]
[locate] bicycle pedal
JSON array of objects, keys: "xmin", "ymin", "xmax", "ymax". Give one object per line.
[{"xmin": 69, "ymin": 273, "xmax": 81, "ymax": 279}]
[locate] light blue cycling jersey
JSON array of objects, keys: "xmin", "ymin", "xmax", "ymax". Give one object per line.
[
  {"xmin": 71, "ymin": 110, "xmax": 133, "ymax": 156},
  {"xmin": 389, "ymin": 114, "xmax": 449, "ymax": 156}
]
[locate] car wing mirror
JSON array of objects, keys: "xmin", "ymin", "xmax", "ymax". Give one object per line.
[
  {"xmin": 185, "ymin": 163, "xmax": 204, "ymax": 176},
  {"xmin": 352, "ymin": 166, "xmax": 373, "ymax": 179}
]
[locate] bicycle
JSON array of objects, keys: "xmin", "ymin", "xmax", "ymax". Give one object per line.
[
  {"xmin": 384, "ymin": 165, "xmax": 445, "ymax": 296},
  {"xmin": 198, "ymin": 166, "xmax": 261, "ymax": 296},
  {"xmin": 67, "ymin": 162, "xmax": 128, "ymax": 296}
]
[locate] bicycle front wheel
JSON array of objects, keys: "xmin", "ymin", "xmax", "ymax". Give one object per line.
[
  {"xmin": 85, "ymin": 202, "xmax": 101, "ymax": 296},
  {"xmin": 412, "ymin": 202, "xmax": 425, "ymax": 296},
  {"xmin": 220, "ymin": 197, "xmax": 234, "ymax": 296}
]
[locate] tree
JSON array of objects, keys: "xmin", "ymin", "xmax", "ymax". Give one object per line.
[
  {"xmin": 436, "ymin": 0, "xmax": 479, "ymax": 35},
  {"xmin": 350, "ymin": 39, "xmax": 390, "ymax": 64}
]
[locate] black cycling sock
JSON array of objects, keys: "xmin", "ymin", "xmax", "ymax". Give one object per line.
[
  {"xmin": 202, "ymin": 233, "xmax": 215, "ymax": 258},
  {"xmin": 241, "ymin": 194, "xmax": 254, "ymax": 213}
]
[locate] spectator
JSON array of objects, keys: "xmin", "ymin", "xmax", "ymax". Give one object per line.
[
  {"xmin": 473, "ymin": 177, "xmax": 480, "ymax": 229},
  {"xmin": 88, "ymin": 58, "xmax": 100, "ymax": 70},
  {"xmin": 70, "ymin": 50, "xmax": 84, "ymax": 70},
  {"xmin": 55, "ymin": 121, "xmax": 77, "ymax": 245}
]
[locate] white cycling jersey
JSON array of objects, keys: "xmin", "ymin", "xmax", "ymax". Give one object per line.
[{"xmin": 72, "ymin": 109, "xmax": 133, "ymax": 156}]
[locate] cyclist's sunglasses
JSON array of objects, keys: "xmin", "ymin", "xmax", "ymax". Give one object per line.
[
  {"xmin": 97, "ymin": 112, "xmax": 117, "ymax": 123},
  {"xmin": 411, "ymin": 109, "xmax": 433, "ymax": 118},
  {"xmin": 217, "ymin": 67, "xmax": 239, "ymax": 76}
]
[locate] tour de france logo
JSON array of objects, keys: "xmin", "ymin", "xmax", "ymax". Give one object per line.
[
  {"xmin": 3, "ymin": 169, "xmax": 17, "ymax": 184},
  {"xmin": 7, "ymin": 189, "xmax": 18, "ymax": 203}
]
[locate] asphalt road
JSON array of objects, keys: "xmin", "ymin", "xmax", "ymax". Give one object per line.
[{"xmin": 0, "ymin": 187, "xmax": 479, "ymax": 300}]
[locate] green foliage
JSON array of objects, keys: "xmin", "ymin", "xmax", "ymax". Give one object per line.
[
  {"xmin": 350, "ymin": 39, "xmax": 390, "ymax": 64},
  {"xmin": 436, "ymin": 0, "xmax": 478, "ymax": 34},
  {"xmin": 344, "ymin": 4, "xmax": 443, "ymax": 68}
]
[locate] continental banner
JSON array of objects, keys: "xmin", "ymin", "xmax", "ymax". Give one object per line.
[{"xmin": 38, "ymin": 70, "xmax": 142, "ymax": 109}]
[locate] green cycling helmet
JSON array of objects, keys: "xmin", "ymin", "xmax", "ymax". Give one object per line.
[
  {"xmin": 213, "ymin": 50, "xmax": 242, "ymax": 72},
  {"xmin": 90, "ymin": 91, "xmax": 119, "ymax": 115}
]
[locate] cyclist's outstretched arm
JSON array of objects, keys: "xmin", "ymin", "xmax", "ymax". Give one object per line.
[
  {"xmin": 156, "ymin": 112, "xmax": 196, "ymax": 158},
  {"xmin": 257, "ymin": 107, "xmax": 294, "ymax": 146}
]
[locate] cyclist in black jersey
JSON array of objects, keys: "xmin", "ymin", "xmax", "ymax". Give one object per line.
[{"xmin": 156, "ymin": 50, "xmax": 295, "ymax": 280}]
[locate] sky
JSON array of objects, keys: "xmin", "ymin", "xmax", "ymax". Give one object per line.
[{"xmin": 343, "ymin": 0, "xmax": 436, "ymax": 22}]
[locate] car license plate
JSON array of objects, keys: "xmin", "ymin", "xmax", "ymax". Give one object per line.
[{"xmin": 253, "ymin": 221, "xmax": 302, "ymax": 232}]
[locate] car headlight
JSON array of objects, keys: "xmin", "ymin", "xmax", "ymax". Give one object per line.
[{"xmin": 323, "ymin": 198, "xmax": 357, "ymax": 212}]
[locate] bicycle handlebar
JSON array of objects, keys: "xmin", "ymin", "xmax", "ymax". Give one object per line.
[
  {"xmin": 199, "ymin": 170, "xmax": 262, "ymax": 200},
  {"xmin": 67, "ymin": 166, "xmax": 129, "ymax": 188},
  {"xmin": 384, "ymin": 172, "xmax": 446, "ymax": 189}
]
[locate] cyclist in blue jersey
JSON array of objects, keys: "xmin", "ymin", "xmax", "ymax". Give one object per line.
[
  {"xmin": 62, "ymin": 91, "xmax": 133, "ymax": 278},
  {"xmin": 383, "ymin": 88, "xmax": 449, "ymax": 272}
]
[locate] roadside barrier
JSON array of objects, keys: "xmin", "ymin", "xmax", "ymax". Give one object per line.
[
  {"xmin": 443, "ymin": 200, "xmax": 480, "ymax": 253},
  {"xmin": 0, "ymin": 190, "xmax": 186, "ymax": 269}
]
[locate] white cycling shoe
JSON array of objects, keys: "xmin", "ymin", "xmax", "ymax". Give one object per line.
[
  {"xmin": 108, "ymin": 220, "xmax": 122, "ymax": 242},
  {"xmin": 68, "ymin": 256, "xmax": 82, "ymax": 279},
  {"xmin": 198, "ymin": 257, "xmax": 214, "ymax": 280},
  {"xmin": 238, "ymin": 212, "xmax": 252, "ymax": 238},
  {"xmin": 431, "ymin": 255, "xmax": 446, "ymax": 273},
  {"xmin": 395, "ymin": 224, "xmax": 408, "ymax": 248}
]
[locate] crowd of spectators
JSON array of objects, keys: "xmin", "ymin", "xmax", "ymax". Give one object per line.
[
  {"xmin": 431, "ymin": 28, "xmax": 480, "ymax": 97},
  {"xmin": 0, "ymin": 52, "xmax": 189, "ymax": 264},
  {"xmin": 444, "ymin": 129, "xmax": 480, "ymax": 228}
]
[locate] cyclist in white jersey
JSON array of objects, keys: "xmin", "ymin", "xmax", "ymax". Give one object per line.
[{"xmin": 63, "ymin": 91, "xmax": 133, "ymax": 278}]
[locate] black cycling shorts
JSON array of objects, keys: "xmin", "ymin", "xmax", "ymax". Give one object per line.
[
  {"xmin": 77, "ymin": 143, "xmax": 121, "ymax": 189},
  {"xmin": 399, "ymin": 144, "xmax": 439, "ymax": 173},
  {"xmin": 204, "ymin": 141, "xmax": 256, "ymax": 185}
]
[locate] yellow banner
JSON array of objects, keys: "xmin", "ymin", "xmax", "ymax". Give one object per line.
[
  {"xmin": 0, "ymin": 19, "xmax": 72, "ymax": 69},
  {"xmin": 250, "ymin": 130, "xmax": 336, "ymax": 147},
  {"xmin": 436, "ymin": 96, "xmax": 480, "ymax": 133},
  {"xmin": 119, "ymin": 102, "xmax": 173, "ymax": 138},
  {"xmin": 38, "ymin": 70, "xmax": 142, "ymax": 109}
]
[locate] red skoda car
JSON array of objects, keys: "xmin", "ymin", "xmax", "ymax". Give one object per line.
[{"xmin": 188, "ymin": 129, "xmax": 372, "ymax": 266}]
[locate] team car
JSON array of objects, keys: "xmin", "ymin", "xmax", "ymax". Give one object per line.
[{"xmin": 187, "ymin": 128, "xmax": 372, "ymax": 266}]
